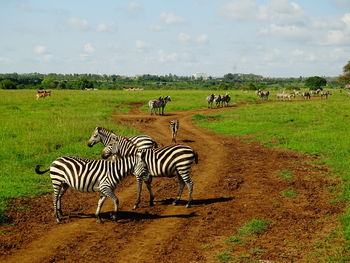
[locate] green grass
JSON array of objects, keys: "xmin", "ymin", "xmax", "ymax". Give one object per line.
[
  {"xmin": 238, "ymin": 218, "xmax": 270, "ymax": 236},
  {"xmin": 194, "ymin": 91, "xmax": 350, "ymax": 241},
  {"xmin": 279, "ymin": 170, "xmax": 294, "ymax": 180},
  {"xmin": 281, "ymin": 187, "xmax": 299, "ymax": 198},
  {"xmin": 0, "ymin": 89, "xmax": 254, "ymax": 222}
]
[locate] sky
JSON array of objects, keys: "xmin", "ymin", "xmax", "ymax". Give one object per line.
[{"xmin": 1, "ymin": 0, "xmax": 350, "ymax": 77}]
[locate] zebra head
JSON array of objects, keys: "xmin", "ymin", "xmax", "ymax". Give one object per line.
[
  {"xmin": 101, "ymin": 138, "xmax": 120, "ymax": 159},
  {"xmin": 87, "ymin": 127, "xmax": 102, "ymax": 147}
]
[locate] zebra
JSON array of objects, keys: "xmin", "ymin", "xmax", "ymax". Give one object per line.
[
  {"xmin": 148, "ymin": 96, "xmax": 171, "ymax": 115},
  {"xmin": 101, "ymin": 136, "xmax": 198, "ymax": 208},
  {"xmin": 87, "ymin": 127, "xmax": 158, "ymax": 154},
  {"xmin": 35, "ymin": 152, "xmax": 152, "ymax": 223},
  {"xmin": 206, "ymin": 94, "xmax": 215, "ymax": 108},
  {"xmin": 320, "ymin": 90, "xmax": 331, "ymax": 99},
  {"xmin": 257, "ymin": 90, "xmax": 270, "ymax": 100},
  {"xmin": 302, "ymin": 92, "xmax": 311, "ymax": 99},
  {"xmin": 149, "ymin": 96, "xmax": 164, "ymax": 115},
  {"xmin": 221, "ymin": 93, "xmax": 231, "ymax": 107},
  {"xmin": 169, "ymin": 120, "xmax": 179, "ymax": 143},
  {"xmin": 214, "ymin": 95, "xmax": 222, "ymax": 107}
]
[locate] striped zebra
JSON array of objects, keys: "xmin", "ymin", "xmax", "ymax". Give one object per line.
[
  {"xmin": 35, "ymin": 153, "xmax": 152, "ymax": 223},
  {"xmin": 148, "ymin": 96, "xmax": 171, "ymax": 115},
  {"xmin": 206, "ymin": 94, "xmax": 215, "ymax": 108},
  {"xmin": 87, "ymin": 127, "xmax": 157, "ymax": 154},
  {"xmin": 169, "ymin": 120, "xmax": 179, "ymax": 143},
  {"xmin": 101, "ymin": 136, "xmax": 198, "ymax": 208}
]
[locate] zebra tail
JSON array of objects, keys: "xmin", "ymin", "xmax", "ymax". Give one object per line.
[
  {"xmin": 194, "ymin": 151, "xmax": 199, "ymax": 164},
  {"xmin": 35, "ymin": 165, "xmax": 50, "ymax": 175}
]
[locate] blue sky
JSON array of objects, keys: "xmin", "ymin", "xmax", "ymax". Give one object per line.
[{"xmin": 1, "ymin": 0, "xmax": 350, "ymax": 77}]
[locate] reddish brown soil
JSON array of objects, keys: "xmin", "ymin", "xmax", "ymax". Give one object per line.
[{"xmin": 0, "ymin": 102, "xmax": 347, "ymax": 262}]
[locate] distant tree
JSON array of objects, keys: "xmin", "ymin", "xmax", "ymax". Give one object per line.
[
  {"xmin": 75, "ymin": 78, "xmax": 94, "ymax": 90},
  {"xmin": 339, "ymin": 61, "xmax": 350, "ymax": 84},
  {"xmin": 41, "ymin": 77, "xmax": 58, "ymax": 89},
  {"xmin": 218, "ymin": 82, "xmax": 230, "ymax": 90},
  {"xmin": 0, "ymin": 79, "xmax": 17, "ymax": 89},
  {"xmin": 304, "ymin": 76, "xmax": 327, "ymax": 90}
]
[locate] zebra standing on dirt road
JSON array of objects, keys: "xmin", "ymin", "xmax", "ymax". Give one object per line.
[
  {"xmin": 101, "ymin": 136, "xmax": 198, "ymax": 208},
  {"xmin": 149, "ymin": 96, "xmax": 171, "ymax": 115},
  {"xmin": 87, "ymin": 127, "xmax": 157, "ymax": 153},
  {"xmin": 35, "ymin": 153, "xmax": 151, "ymax": 223},
  {"xmin": 169, "ymin": 119, "xmax": 179, "ymax": 143}
]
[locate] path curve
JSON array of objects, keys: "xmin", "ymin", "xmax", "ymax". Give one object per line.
[{"xmin": 0, "ymin": 102, "xmax": 345, "ymax": 262}]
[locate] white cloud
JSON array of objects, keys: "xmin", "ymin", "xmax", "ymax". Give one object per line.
[
  {"xmin": 149, "ymin": 25, "xmax": 163, "ymax": 32},
  {"xmin": 259, "ymin": 24, "xmax": 309, "ymax": 40},
  {"xmin": 83, "ymin": 43, "xmax": 95, "ymax": 53},
  {"xmin": 258, "ymin": 0, "xmax": 306, "ymax": 24},
  {"xmin": 292, "ymin": 49, "xmax": 304, "ymax": 56},
  {"xmin": 197, "ymin": 34, "xmax": 209, "ymax": 44},
  {"xmin": 342, "ymin": 13, "xmax": 350, "ymax": 30},
  {"xmin": 158, "ymin": 49, "xmax": 178, "ymax": 63},
  {"xmin": 97, "ymin": 23, "xmax": 118, "ymax": 32},
  {"xmin": 178, "ymin": 33, "xmax": 191, "ymax": 43},
  {"xmin": 129, "ymin": 2, "xmax": 143, "ymax": 10},
  {"xmin": 332, "ymin": 0, "xmax": 350, "ymax": 8},
  {"xmin": 136, "ymin": 40, "xmax": 151, "ymax": 52},
  {"xmin": 34, "ymin": 45, "xmax": 46, "ymax": 55},
  {"xmin": 67, "ymin": 17, "xmax": 89, "ymax": 31},
  {"xmin": 160, "ymin": 12, "xmax": 187, "ymax": 25},
  {"xmin": 326, "ymin": 30, "xmax": 350, "ymax": 45},
  {"xmin": 218, "ymin": 0, "xmax": 257, "ymax": 21}
]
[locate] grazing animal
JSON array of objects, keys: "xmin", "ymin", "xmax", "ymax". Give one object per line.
[
  {"xmin": 257, "ymin": 90, "xmax": 270, "ymax": 100},
  {"xmin": 87, "ymin": 127, "xmax": 157, "ymax": 154},
  {"xmin": 169, "ymin": 120, "xmax": 179, "ymax": 143},
  {"xmin": 148, "ymin": 96, "xmax": 171, "ymax": 115},
  {"xmin": 35, "ymin": 153, "xmax": 151, "ymax": 223},
  {"xmin": 36, "ymin": 90, "xmax": 51, "ymax": 100},
  {"xmin": 302, "ymin": 92, "xmax": 311, "ymax": 99},
  {"xmin": 320, "ymin": 90, "xmax": 331, "ymax": 99},
  {"xmin": 277, "ymin": 93, "xmax": 294, "ymax": 100},
  {"xmin": 206, "ymin": 94, "xmax": 215, "ymax": 108},
  {"xmin": 221, "ymin": 93, "xmax": 231, "ymax": 107},
  {"xmin": 214, "ymin": 95, "xmax": 222, "ymax": 107},
  {"xmin": 149, "ymin": 96, "xmax": 164, "ymax": 115},
  {"xmin": 101, "ymin": 136, "xmax": 198, "ymax": 208}
]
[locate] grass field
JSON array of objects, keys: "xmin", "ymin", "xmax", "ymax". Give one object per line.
[
  {"xmin": 1, "ymin": 88, "xmax": 350, "ymax": 245},
  {"xmin": 0, "ymin": 89, "xmax": 253, "ymax": 222},
  {"xmin": 194, "ymin": 90, "xmax": 350, "ymax": 241}
]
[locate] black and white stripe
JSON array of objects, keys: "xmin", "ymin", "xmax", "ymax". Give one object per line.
[
  {"xmin": 35, "ymin": 153, "xmax": 152, "ymax": 223},
  {"xmin": 148, "ymin": 96, "xmax": 171, "ymax": 115},
  {"xmin": 87, "ymin": 126, "xmax": 157, "ymax": 150},
  {"xmin": 206, "ymin": 94, "xmax": 215, "ymax": 108},
  {"xmin": 169, "ymin": 119, "xmax": 179, "ymax": 143},
  {"xmin": 101, "ymin": 136, "xmax": 198, "ymax": 208}
]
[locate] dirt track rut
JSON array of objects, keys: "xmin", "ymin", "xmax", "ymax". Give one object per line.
[{"xmin": 0, "ymin": 102, "xmax": 346, "ymax": 262}]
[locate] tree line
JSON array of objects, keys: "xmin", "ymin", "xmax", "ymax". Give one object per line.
[{"xmin": 1, "ymin": 62, "xmax": 349, "ymax": 91}]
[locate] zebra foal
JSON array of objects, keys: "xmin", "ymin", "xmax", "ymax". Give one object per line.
[
  {"xmin": 101, "ymin": 136, "xmax": 198, "ymax": 208},
  {"xmin": 35, "ymin": 153, "xmax": 151, "ymax": 223},
  {"xmin": 169, "ymin": 120, "xmax": 179, "ymax": 143}
]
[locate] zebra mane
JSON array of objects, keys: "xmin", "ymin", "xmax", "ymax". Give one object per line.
[{"xmin": 97, "ymin": 126, "xmax": 114, "ymax": 135}]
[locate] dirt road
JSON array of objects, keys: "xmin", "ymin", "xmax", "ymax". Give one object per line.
[{"xmin": 0, "ymin": 102, "xmax": 346, "ymax": 262}]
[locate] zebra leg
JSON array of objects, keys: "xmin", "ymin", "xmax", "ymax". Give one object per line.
[
  {"xmin": 133, "ymin": 178, "xmax": 143, "ymax": 210},
  {"xmin": 172, "ymin": 175, "xmax": 185, "ymax": 206},
  {"xmin": 57, "ymin": 183, "xmax": 69, "ymax": 217},
  {"xmin": 95, "ymin": 194, "xmax": 107, "ymax": 223},
  {"xmin": 184, "ymin": 179, "xmax": 194, "ymax": 208},
  {"xmin": 104, "ymin": 190, "xmax": 119, "ymax": 221},
  {"xmin": 144, "ymin": 177, "xmax": 154, "ymax": 207},
  {"xmin": 52, "ymin": 185, "xmax": 62, "ymax": 222}
]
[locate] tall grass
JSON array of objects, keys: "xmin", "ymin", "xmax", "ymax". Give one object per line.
[{"xmin": 194, "ymin": 92, "xmax": 350, "ymax": 241}]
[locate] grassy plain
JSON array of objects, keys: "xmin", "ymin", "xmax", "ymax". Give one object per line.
[
  {"xmin": 0, "ymin": 89, "xmax": 253, "ymax": 221},
  {"xmin": 194, "ymin": 90, "xmax": 350, "ymax": 241}
]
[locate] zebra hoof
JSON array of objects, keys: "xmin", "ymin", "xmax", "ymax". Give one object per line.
[
  {"xmin": 185, "ymin": 204, "xmax": 191, "ymax": 208},
  {"xmin": 55, "ymin": 218, "xmax": 61, "ymax": 223},
  {"xmin": 172, "ymin": 200, "xmax": 178, "ymax": 206},
  {"xmin": 133, "ymin": 204, "xmax": 138, "ymax": 210}
]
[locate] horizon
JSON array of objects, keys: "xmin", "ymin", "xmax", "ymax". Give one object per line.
[{"xmin": 1, "ymin": 0, "xmax": 350, "ymax": 78}]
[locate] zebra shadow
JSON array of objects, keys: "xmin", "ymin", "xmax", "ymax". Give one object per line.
[
  {"xmin": 181, "ymin": 139, "xmax": 195, "ymax": 143},
  {"xmin": 157, "ymin": 197, "xmax": 234, "ymax": 206},
  {"xmin": 68, "ymin": 210, "xmax": 197, "ymax": 222}
]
